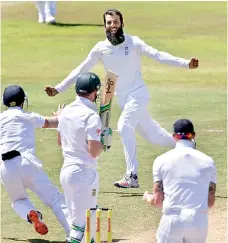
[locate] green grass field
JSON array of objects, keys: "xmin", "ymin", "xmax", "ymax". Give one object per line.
[{"xmin": 1, "ymin": 1, "xmax": 227, "ymax": 242}]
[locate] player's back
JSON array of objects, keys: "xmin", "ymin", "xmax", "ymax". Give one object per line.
[
  {"xmin": 157, "ymin": 144, "xmax": 215, "ymax": 212},
  {"xmin": 0, "ymin": 107, "xmax": 42, "ymax": 154},
  {"xmin": 58, "ymin": 97, "xmax": 98, "ymax": 166}
]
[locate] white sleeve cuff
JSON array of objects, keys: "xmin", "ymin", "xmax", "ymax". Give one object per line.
[{"xmin": 55, "ymin": 84, "xmax": 62, "ymax": 93}]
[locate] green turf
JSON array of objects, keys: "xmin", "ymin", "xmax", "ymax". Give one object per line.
[{"xmin": 1, "ymin": 1, "xmax": 227, "ymax": 242}]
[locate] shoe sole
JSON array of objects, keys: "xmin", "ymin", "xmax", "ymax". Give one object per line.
[
  {"xmin": 28, "ymin": 210, "xmax": 48, "ymax": 235},
  {"xmin": 114, "ymin": 183, "xmax": 139, "ymax": 188}
]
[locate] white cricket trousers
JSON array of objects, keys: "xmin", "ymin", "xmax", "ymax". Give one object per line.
[
  {"xmin": 35, "ymin": 1, "xmax": 56, "ymax": 19},
  {"xmin": 60, "ymin": 164, "xmax": 99, "ymax": 242},
  {"xmin": 117, "ymin": 86, "xmax": 175, "ymax": 175},
  {"xmin": 156, "ymin": 213, "xmax": 208, "ymax": 243},
  {"xmin": 0, "ymin": 154, "xmax": 71, "ymax": 236}
]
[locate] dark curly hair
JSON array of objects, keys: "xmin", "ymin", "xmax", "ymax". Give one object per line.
[{"xmin": 103, "ymin": 9, "xmax": 123, "ymax": 26}]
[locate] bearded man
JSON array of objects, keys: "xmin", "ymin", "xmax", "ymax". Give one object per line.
[{"xmin": 45, "ymin": 9, "xmax": 199, "ymax": 189}]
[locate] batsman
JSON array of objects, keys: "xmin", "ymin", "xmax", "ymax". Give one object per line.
[
  {"xmin": 45, "ymin": 9, "xmax": 199, "ymax": 188},
  {"xmin": 58, "ymin": 72, "xmax": 111, "ymax": 243}
]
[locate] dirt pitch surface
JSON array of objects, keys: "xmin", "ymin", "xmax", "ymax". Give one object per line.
[{"xmin": 116, "ymin": 200, "xmax": 227, "ymax": 243}]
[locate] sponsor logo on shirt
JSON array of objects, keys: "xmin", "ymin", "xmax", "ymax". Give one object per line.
[
  {"xmin": 125, "ymin": 46, "xmax": 129, "ymax": 55},
  {"xmin": 92, "ymin": 189, "xmax": 97, "ymax": 196}
]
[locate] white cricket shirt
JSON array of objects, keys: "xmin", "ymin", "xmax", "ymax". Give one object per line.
[
  {"xmin": 0, "ymin": 107, "xmax": 45, "ymax": 155},
  {"xmin": 55, "ymin": 34, "xmax": 190, "ymax": 96},
  {"xmin": 153, "ymin": 140, "xmax": 217, "ymax": 212},
  {"xmin": 58, "ymin": 96, "xmax": 102, "ymax": 168}
]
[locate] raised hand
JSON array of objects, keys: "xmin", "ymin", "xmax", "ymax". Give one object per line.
[
  {"xmin": 52, "ymin": 104, "xmax": 66, "ymax": 116},
  {"xmin": 45, "ymin": 86, "xmax": 59, "ymax": 97},
  {"xmin": 189, "ymin": 57, "xmax": 199, "ymax": 69}
]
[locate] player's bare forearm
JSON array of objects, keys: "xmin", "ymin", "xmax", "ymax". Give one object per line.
[
  {"xmin": 42, "ymin": 103, "xmax": 65, "ymax": 128},
  {"xmin": 153, "ymin": 181, "xmax": 164, "ymax": 206},
  {"xmin": 88, "ymin": 140, "xmax": 103, "ymax": 158},
  {"xmin": 208, "ymin": 182, "xmax": 216, "ymax": 208},
  {"xmin": 143, "ymin": 191, "xmax": 163, "ymax": 208},
  {"xmin": 57, "ymin": 132, "xmax": 62, "ymax": 147},
  {"xmin": 42, "ymin": 117, "xmax": 58, "ymax": 128}
]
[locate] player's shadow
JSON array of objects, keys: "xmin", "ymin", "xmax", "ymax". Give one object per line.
[
  {"xmin": 28, "ymin": 239, "xmax": 126, "ymax": 243},
  {"xmin": 215, "ymin": 195, "xmax": 227, "ymax": 199},
  {"xmin": 3, "ymin": 236, "xmax": 128, "ymax": 243},
  {"xmin": 112, "ymin": 240, "xmax": 129, "ymax": 242},
  {"xmin": 104, "ymin": 240, "xmax": 128, "ymax": 242},
  {"xmin": 2, "ymin": 238, "xmax": 27, "ymax": 242},
  {"xmin": 50, "ymin": 22, "xmax": 103, "ymax": 27},
  {"xmin": 101, "ymin": 191, "xmax": 143, "ymax": 198},
  {"xmin": 28, "ymin": 240, "xmax": 65, "ymax": 243}
]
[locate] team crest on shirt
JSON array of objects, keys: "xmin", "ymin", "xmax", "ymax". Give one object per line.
[
  {"xmin": 125, "ymin": 46, "xmax": 129, "ymax": 55},
  {"xmin": 96, "ymin": 128, "xmax": 101, "ymax": 136},
  {"xmin": 92, "ymin": 189, "xmax": 97, "ymax": 196}
]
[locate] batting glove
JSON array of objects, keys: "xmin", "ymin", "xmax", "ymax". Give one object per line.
[{"xmin": 101, "ymin": 128, "xmax": 112, "ymax": 151}]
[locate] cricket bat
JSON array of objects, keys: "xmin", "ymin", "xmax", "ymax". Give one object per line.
[{"xmin": 99, "ymin": 71, "xmax": 118, "ymax": 131}]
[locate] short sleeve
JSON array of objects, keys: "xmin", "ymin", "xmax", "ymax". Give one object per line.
[
  {"xmin": 85, "ymin": 114, "xmax": 102, "ymax": 141},
  {"xmin": 153, "ymin": 157, "xmax": 163, "ymax": 182},
  {"xmin": 29, "ymin": 112, "xmax": 45, "ymax": 128},
  {"xmin": 57, "ymin": 113, "xmax": 63, "ymax": 132},
  {"xmin": 210, "ymin": 161, "xmax": 217, "ymax": 184}
]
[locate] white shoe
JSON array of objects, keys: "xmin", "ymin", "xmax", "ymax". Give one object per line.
[
  {"xmin": 45, "ymin": 15, "xmax": 56, "ymax": 24},
  {"xmin": 38, "ymin": 14, "xmax": 45, "ymax": 23},
  {"xmin": 114, "ymin": 173, "xmax": 139, "ymax": 188}
]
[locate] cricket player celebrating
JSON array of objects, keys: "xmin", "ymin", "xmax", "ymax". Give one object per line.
[
  {"xmin": 143, "ymin": 119, "xmax": 216, "ymax": 243},
  {"xmin": 58, "ymin": 72, "xmax": 111, "ymax": 243},
  {"xmin": 45, "ymin": 9, "xmax": 199, "ymax": 188},
  {"xmin": 0, "ymin": 85, "xmax": 70, "ymax": 237}
]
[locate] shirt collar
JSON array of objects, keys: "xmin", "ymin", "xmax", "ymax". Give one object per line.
[
  {"xmin": 7, "ymin": 106, "xmax": 23, "ymax": 112},
  {"xmin": 175, "ymin": 139, "xmax": 195, "ymax": 149},
  {"xmin": 76, "ymin": 96, "xmax": 97, "ymax": 112}
]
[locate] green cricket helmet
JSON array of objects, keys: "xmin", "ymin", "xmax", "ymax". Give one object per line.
[{"xmin": 75, "ymin": 72, "xmax": 101, "ymax": 95}]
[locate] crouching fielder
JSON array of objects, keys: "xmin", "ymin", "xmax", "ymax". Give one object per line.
[
  {"xmin": 143, "ymin": 119, "xmax": 216, "ymax": 243},
  {"xmin": 57, "ymin": 72, "xmax": 111, "ymax": 243},
  {"xmin": 0, "ymin": 85, "xmax": 71, "ymax": 237}
]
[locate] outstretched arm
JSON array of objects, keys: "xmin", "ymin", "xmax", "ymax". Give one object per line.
[
  {"xmin": 45, "ymin": 43, "xmax": 101, "ymax": 96},
  {"xmin": 134, "ymin": 36, "xmax": 198, "ymax": 69}
]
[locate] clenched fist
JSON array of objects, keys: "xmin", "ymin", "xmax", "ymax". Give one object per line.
[
  {"xmin": 189, "ymin": 57, "xmax": 199, "ymax": 69},
  {"xmin": 45, "ymin": 86, "xmax": 59, "ymax": 97}
]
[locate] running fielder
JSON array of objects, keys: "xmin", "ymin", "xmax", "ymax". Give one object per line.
[
  {"xmin": 45, "ymin": 9, "xmax": 199, "ymax": 188},
  {"xmin": 0, "ymin": 85, "xmax": 71, "ymax": 237},
  {"xmin": 143, "ymin": 119, "xmax": 216, "ymax": 243}
]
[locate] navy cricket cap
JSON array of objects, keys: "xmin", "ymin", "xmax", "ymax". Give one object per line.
[
  {"xmin": 3, "ymin": 85, "xmax": 26, "ymax": 107},
  {"xmin": 173, "ymin": 119, "xmax": 195, "ymax": 134}
]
